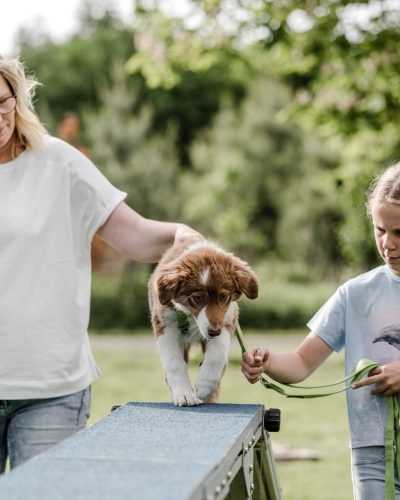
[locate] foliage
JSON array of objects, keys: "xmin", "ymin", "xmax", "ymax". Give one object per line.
[
  {"xmin": 254, "ymin": 0, "xmax": 400, "ymax": 268},
  {"xmin": 184, "ymin": 73, "xmax": 302, "ymax": 256},
  {"xmin": 19, "ymin": 5, "xmax": 135, "ymax": 129},
  {"xmin": 14, "ymin": 0, "xmax": 400, "ymax": 327},
  {"xmin": 184, "ymin": 68, "xmax": 343, "ymax": 273},
  {"xmin": 126, "ymin": 1, "xmax": 255, "ymax": 164},
  {"xmin": 83, "ymin": 66, "xmax": 181, "ymax": 221},
  {"xmin": 83, "ymin": 66, "xmax": 185, "ymax": 326},
  {"xmin": 147, "ymin": 0, "xmax": 400, "ymax": 269}
]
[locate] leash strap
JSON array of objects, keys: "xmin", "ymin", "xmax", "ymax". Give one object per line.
[
  {"xmin": 235, "ymin": 321, "xmax": 399, "ymax": 499},
  {"xmin": 385, "ymin": 396, "xmax": 400, "ymax": 500}
]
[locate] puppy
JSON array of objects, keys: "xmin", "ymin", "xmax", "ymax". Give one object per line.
[{"xmin": 148, "ymin": 238, "xmax": 258, "ymax": 406}]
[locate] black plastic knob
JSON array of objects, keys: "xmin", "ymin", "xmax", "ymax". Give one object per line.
[{"xmin": 264, "ymin": 408, "xmax": 281, "ymax": 432}]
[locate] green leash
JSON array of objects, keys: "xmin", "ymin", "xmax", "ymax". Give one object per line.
[
  {"xmin": 235, "ymin": 321, "xmax": 400, "ymax": 499},
  {"xmin": 235, "ymin": 322, "xmax": 380, "ymax": 398}
]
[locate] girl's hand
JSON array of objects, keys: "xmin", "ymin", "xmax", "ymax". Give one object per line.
[
  {"xmin": 352, "ymin": 361, "xmax": 400, "ymax": 397},
  {"xmin": 241, "ymin": 348, "xmax": 270, "ymax": 384}
]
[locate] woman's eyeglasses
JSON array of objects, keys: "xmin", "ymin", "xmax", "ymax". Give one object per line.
[{"xmin": 0, "ymin": 95, "xmax": 17, "ymax": 115}]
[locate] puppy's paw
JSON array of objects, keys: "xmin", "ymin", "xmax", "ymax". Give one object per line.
[
  {"xmin": 172, "ymin": 391, "xmax": 201, "ymax": 407},
  {"xmin": 195, "ymin": 379, "xmax": 219, "ymax": 401}
]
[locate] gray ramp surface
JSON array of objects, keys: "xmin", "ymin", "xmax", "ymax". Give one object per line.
[{"xmin": 0, "ymin": 402, "xmax": 264, "ymax": 500}]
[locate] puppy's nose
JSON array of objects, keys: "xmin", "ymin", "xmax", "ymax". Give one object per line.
[{"xmin": 208, "ymin": 328, "xmax": 221, "ymax": 338}]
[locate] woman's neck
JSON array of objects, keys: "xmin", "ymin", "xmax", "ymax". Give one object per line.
[
  {"xmin": 0, "ymin": 138, "xmax": 22, "ymax": 164},
  {"xmin": 0, "ymin": 144, "xmax": 13, "ymax": 163}
]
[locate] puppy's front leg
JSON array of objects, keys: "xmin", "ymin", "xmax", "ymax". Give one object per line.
[
  {"xmin": 157, "ymin": 328, "xmax": 201, "ymax": 407},
  {"xmin": 195, "ymin": 328, "xmax": 230, "ymax": 402}
]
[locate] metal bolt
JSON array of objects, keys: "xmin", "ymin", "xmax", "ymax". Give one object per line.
[
  {"xmin": 251, "ymin": 483, "xmax": 255, "ymax": 491},
  {"xmin": 226, "ymin": 471, "xmax": 232, "ymax": 479},
  {"xmin": 215, "ymin": 486, "xmax": 221, "ymax": 494},
  {"xmin": 249, "ymin": 464, "xmax": 253, "ymax": 472},
  {"xmin": 221, "ymin": 479, "xmax": 227, "ymax": 487},
  {"xmin": 252, "ymin": 436, "xmax": 256, "ymax": 444}
]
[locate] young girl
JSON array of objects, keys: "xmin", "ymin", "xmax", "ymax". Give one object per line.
[{"xmin": 241, "ymin": 163, "xmax": 400, "ymax": 499}]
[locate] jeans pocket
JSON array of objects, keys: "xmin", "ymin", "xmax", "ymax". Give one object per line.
[{"xmin": 75, "ymin": 387, "xmax": 91, "ymax": 426}]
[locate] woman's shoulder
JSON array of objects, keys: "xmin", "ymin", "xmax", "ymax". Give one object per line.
[
  {"xmin": 45, "ymin": 136, "xmax": 79, "ymax": 158},
  {"xmin": 35, "ymin": 136, "xmax": 92, "ymax": 171}
]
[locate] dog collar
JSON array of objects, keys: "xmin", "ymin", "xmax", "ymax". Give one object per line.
[{"xmin": 175, "ymin": 311, "xmax": 190, "ymax": 336}]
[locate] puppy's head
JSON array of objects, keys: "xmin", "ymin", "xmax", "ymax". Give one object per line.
[{"xmin": 156, "ymin": 245, "xmax": 258, "ymax": 340}]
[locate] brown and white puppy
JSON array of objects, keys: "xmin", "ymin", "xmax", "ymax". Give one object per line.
[{"xmin": 148, "ymin": 239, "xmax": 258, "ymax": 407}]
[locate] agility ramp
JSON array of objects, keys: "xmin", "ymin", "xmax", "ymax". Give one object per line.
[{"xmin": 0, "ymin": 402, "xmax": 282, "ymax": 500}]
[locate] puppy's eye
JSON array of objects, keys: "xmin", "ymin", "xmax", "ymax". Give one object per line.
[
  {"xmin": 191, "ymin": 294, "xmax": 206, "ymax": 305},
  {"xmin": 219, "ymin": 293, "xmax": 230, "ymax": 304}
]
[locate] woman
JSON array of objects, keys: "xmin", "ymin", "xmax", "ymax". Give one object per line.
[{"xmin": 0, "ymin": 56, "xmax": 201, "ymax": 470}]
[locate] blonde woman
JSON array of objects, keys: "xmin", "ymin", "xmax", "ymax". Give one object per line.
[
  {"xmin": 241, "ymin": 164, "xmax": 400, "ymax": 499},
  {"xmin": 0, "ymin": 57, "xmax": 202, "ymax": 470}
]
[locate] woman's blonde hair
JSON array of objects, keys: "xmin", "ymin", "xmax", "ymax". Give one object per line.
[
  {"xmin": 366, "ymin": 162, "xmax": 400, "ymax": 215},
  {"xmin": 0, "ymin": 57, "xmax": 47, "ymax": 158}
]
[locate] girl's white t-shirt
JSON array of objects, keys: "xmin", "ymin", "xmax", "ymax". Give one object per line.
[
  {"xmin": 308, "ymin": 265, "xmax": 400, "ymax": 447},
  {"xmin": 0, "ymin": 137, "xmax": 126, "ymax": 398}
]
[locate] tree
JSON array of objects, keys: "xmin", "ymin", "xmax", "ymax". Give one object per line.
[
  {"xmin": 184, "ymin": 69, "xmax": 341, "ymax": 272},
  {"xmin": 19, "ymin": 5, "xmax": 135, "ymax": 129},
  {"xmin": 83, "ymin": 65, "xmax": 183, "ymax": 326}
]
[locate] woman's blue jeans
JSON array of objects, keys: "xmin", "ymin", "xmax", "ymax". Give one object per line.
[
  {"xmin": 352, "ymin": 446, "xmax": 400, "ymax": 499},
  {"xmin": 0, "ymin": 387, "xmax": 90, "ymax": 471}
]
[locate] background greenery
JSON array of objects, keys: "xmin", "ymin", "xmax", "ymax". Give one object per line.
[{"xmin": 15, "ymin": 0, "xmax": 399, "ymax": 330}]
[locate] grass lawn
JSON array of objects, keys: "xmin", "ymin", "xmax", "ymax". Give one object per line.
[{"xmin": 89, "ymin": 330, "xmax": 352, "ymax": 500}]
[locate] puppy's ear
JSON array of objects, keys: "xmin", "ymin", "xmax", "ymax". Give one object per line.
[
  {"xmin": 233, "ymin": 258, "xmax": 259, "ymax": 299},
  {"xmin": 156, "ymin": 267, "xmax": 182, "ymax": 305}
]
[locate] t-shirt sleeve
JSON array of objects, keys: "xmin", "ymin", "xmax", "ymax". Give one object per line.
[
  {"xmin": 65, "ymin": 142, "xmax": 127, "ymax": 243},
  {"xmin": 307, "ymin": 286, "xmax": 346, "ymax": 353}
]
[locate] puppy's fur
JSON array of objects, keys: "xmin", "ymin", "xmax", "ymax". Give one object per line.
[{"xmin": 148, "ymin": 238, "xmax": 258, "ymax": 406}]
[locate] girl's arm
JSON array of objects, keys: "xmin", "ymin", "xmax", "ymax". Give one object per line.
[{"xmin": 241, "ymin": 332, "xmax": 333, "ymax": 384}]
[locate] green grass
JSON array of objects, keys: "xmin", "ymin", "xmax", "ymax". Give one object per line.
[{"xmin": 89, "ymin": 330, "xmax": 352, "ymax": 500}]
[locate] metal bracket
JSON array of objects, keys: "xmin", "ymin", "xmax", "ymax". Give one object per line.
[
  {"xmin": 202, "ymin": 459, "xmax": 234, "ymax": 500},
  {"xmin": 241, "ymin": 428, "xmax": 257, "ymax": 498}
]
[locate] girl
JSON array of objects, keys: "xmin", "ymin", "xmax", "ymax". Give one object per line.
[{"xmin": 241, "ymin": 163, "xmax": 400, "ymax": 499}]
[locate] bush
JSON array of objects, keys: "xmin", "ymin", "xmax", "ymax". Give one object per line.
[{"xmin": 239, "ymin": 261, "xmax": 338, "ymax": 328}]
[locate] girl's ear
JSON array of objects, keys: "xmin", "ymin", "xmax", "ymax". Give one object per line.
[
  {"xmin": 156, "ymin": 262, "xmax": 183, "ymax": 305},
  {"xmin": 233, "ymin": 259, "xmax": 259, "ymax": 299}
]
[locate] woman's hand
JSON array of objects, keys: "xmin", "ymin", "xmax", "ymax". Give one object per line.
[
  {"xmin": 352, "ymin": 361, "xmax": 400, "ymax": 397},
  {"xmin": 241, "ymin": 348, "xmax": 270, "ymax": 384},
  {"xmin": 173, "ymin": 224, "xmax": 204, "ymax": 247}
]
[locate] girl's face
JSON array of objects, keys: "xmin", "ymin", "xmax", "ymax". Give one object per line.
[{"xmin": 372, "ymin": 200, "xmax": 400, "ymax": 277}]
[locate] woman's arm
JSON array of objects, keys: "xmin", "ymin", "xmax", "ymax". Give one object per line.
[
  {"xmin": 96, "ymin": 202, "xmax": 203, "ymax": 263},
  {"xmin": 241, "ymin": 332, "xmax": 333, "ymax": 384}
]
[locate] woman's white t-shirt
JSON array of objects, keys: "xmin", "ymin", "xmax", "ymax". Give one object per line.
[{"xmin": 0, "ymin": 137, "xmax": 126, "ymax": 398}]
